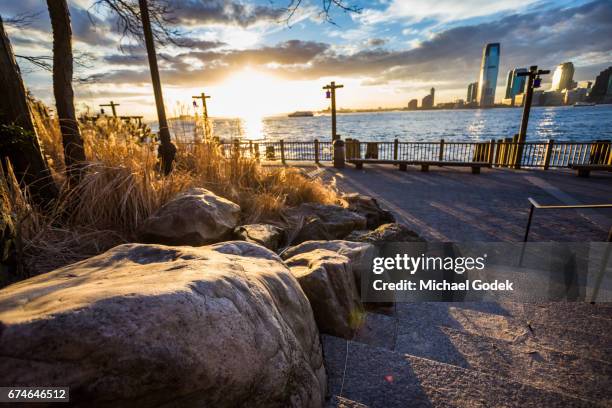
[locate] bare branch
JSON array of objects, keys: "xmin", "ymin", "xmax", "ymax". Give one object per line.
[
  {"xmin": 15, "ymin": 55, "xmax": 53, "ymax": 71},
  {"xmin": 90, "ymin": 0, "xmax": 182, "ymax": 52},
  {"xmin": 4, "ymin": 11, "xmax": 43, "ymax": 29},
  {"xmin": 281, "ymin": 0, "xmax": 361, "ymax": 26},
  {"xmin": 15, "ymin": 51, "xmax": 96, "ymax": 73}
]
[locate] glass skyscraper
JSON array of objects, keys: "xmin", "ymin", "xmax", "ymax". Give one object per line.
[
  {"xmin": 477, "ymin": 43, "xmax": 500, "ymax": 107},
  {"xmin": 550, "ymin": 62, "xmax": 575, "ymax": 91},
  {"xmin": 504, "ymin": 68, "xmax": 527, "ymax": 99}
]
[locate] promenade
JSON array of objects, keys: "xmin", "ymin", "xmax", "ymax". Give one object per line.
[{"xmin": 304, "ymin": 164, "xmax": 612, "ymax": 242}]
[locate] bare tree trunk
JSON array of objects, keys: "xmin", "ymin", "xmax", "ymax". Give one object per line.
[
  {"xmin": 0, "ymin": 16, "xmax": 58, "ymax": 208},
  {"xmin": 46, "ymin": 0, "xmax": 86, "ymax": 181},
  {"xmin": 138, "ymin": 0, "xmax": 176, "ymax": 175}
]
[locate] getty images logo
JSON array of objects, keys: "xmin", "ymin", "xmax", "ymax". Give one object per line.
[{"xmin": 372, "ymin": 253, "xmax": 488, "ymax": 275}]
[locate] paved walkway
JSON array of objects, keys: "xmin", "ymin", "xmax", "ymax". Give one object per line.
[{"xmin": 302, "ymin": 163, "xmax": 612, "ymax": 242}]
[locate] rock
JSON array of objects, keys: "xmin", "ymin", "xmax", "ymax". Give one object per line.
[
  {"xmin": 342, "ymin": 193, "xmax": 395, "ymax": 229},
  {"xmin": 282, "ymin": 240, "xmax": 394, "ymax": 313},
  {"xmin": 234, "ymin": 223, "xmax": 284, "ymax": 251},
  {"xmin": 282, "ymin": 240, "xmax": 376, "ymax": 286},
  {"xmin": 0, "ymin": 242, "xmax": 325, "ymax": 407},
  {"xmin": 138, "ymin": 187, "xmax": 240, "ymax": 246},
  {"xmin": 345, "ymin": 223, "xmax": 423, "ymax": 244},
  {"xmin": 285, "ymin": 203, "xmax": 367, "ymax": 244},
  {"xmin": 284, "ymin": 249, "xmax": 364, "ymax": 339}
]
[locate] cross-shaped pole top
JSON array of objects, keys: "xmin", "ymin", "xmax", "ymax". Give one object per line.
[
  {"xmin": 192, "ymin": 92, "xmax": 211, "ymax": 100},
  {"xmin": 99, "ymin": 100, "xmax": 120, "ymax": 117},
  {"xmin": 323, "ymin": 81, "xmax": 344, "ymax": 90}
]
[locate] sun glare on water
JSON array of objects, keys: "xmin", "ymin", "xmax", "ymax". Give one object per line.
[{"xmin": 209, "ymin": 68, "xmax": 285, "ymax": 139}]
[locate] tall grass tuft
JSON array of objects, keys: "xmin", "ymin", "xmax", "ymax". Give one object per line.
[{"xmin": 1, "ymin": 106, "xmax": 340, "ymax": 280}]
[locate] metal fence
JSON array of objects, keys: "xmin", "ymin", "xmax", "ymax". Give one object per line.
[{"xmin": 179, "ymin": 138, "xmax": 612, "ymax": 169}]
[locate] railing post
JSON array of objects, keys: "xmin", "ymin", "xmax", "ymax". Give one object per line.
[
  {"xmin": 355, "ymin": 138, "xmax": 361, "ymax": 159},
  {"xmin": 393, "ymin": 138, "xmax": 399, "ymax": 160},
  {"xmin": 439, "ymin": 139, "xmax": 445, "ymax": 161},
  {"xmin": 494, "ymin": 139, "xmax": 501, "ymax": 167},
  {"xmin": 233, "ymin": 139, "xmax": 240, "ymax": 158},
  {"xmin": 254, "ymin": 143, "xmax": 260, "ymax": 161},
  {"xmin": 280, "ymin": 139, "xmax": 285, "ymax": 164},
  {"xmin": 543, "ymin": 139, "xmax": 554, "ymax": 170},
  {"xmin": 512, "ymin": 133, "xmax": 524, "ymax": 169},
  {"xmin": 249, "ymin": 140, "xmax": 253, "ymax": 157},
  {"xmin": 488, "ymin": 139, "xmax": 495, "ymax": 165},
  {"xmin": 503, "ymin": 137, "xmax": 512, "ymax": 167},
  {"xmin": 333, "ymin": 139, "xmax": 345, "ymax": 169},
  {"xmin": 314, "ymin": 139, "xmax": 320, "ymax": 164}
]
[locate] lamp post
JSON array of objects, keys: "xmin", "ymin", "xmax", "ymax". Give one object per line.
[
  {"xmin": 323, "ymin": 81, "xmax": 344, "ymax": 141},
  {"xmin": 192, "ymin": 92, "xmax": 211, "ymax": 138},
  {"xmin": 515, "ymin": 65, "xmax": 550, "ymax": 168},
  {"xmin": 99, "ymin": 100, "xmax": 120, "ymax": 117}
]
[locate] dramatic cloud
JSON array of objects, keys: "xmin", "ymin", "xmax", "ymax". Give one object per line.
[
  {"xmin": 91, "ymin": 0, "xmax": 612, "ymax": 90},
  {"xmin": 358, "ymin": 0, "xmax": 540, "ymax": 24},
  {"xmin": 169, "ymin": 0, "xmax": 286, "ymax": 27}
]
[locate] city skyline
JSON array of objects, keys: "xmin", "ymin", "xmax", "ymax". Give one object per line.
[{"xmin": 2, "ymin": 0, "xmax": 612, "ymax": 118}]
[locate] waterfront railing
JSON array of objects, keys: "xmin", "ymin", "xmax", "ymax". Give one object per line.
[{"xmin": 178, "ymin": 138, "xmax": 611, "ymax": 169}]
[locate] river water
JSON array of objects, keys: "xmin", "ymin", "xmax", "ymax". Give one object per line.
[{"xmin": 166, "ymin": 105, "xmax": 612, "ymax": 143}]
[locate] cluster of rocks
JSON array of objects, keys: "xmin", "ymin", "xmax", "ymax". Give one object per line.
[{"xmin": 0, "ymin": 187, "xmax": 422, "ymax": 407}]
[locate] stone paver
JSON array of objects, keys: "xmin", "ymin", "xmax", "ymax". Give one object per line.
[{"xmin": 313, "ymin": 164, "xmax": 612, "ymax": 242}]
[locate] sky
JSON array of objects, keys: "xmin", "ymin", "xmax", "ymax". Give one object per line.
[{"xmin": 2, "ymin": 0, "xmax": 612, "ymax": 119}]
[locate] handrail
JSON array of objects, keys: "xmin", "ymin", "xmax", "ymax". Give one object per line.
[
  {"xmin": 519, "ymin": 198, "xmax": 612, "ymax": 281},
  {"xmin": 527, "ymin": 197, "xmax": 612, "ymax": 210}
]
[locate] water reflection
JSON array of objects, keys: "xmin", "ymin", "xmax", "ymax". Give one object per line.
[
  {"xmin": 159, "ymin": 105, "xmax": 612, "ymax": 143},
  {"xmin": 241, "ymin": 114, "xmax": 265, "ymax": 140}
]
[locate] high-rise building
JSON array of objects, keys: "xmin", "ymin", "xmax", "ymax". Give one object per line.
[
  {"xmin": 422, "ymin": 88, "xmax": 435, "ymax": 109},
  {"xmin": 588, "ymin": 66, "xmax": 612, "ymax": 103},
  {"xmin": 466, "ymin": 82, "xmax": 478, "ymax": 103},
  {"xmin": 407, "ymin": 99, "xmax": 418, "ymax": 110},
  {"xmin": 504, "ymin": 68, "xmax": 527, "ymax": 99},
  {"xmin": 477, "ymin": 43, "xmax": 500, "ymax": 107},
  {"xmin": 550, "ymin": 62, "xmax": 575, "ymax": 91}
]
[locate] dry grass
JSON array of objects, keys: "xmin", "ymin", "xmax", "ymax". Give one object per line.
[{"xmin": 2, "ymin": 103, "xmax": 340, "ymax": 278}]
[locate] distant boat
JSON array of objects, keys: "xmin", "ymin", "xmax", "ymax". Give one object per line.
[
  {"xmin": 288, "ymin": 111, "xmax": 314, "ymax": 117},
  {"xmin": 574, "ymin": 102, "xmax": 595, "ymax": 107}
]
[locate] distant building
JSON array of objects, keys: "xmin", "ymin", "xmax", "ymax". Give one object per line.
[
  {"xmin": 466, "ymin": 82, "xmax": 478, "ymax": 103},
  {"xmin": 504, "ymin": 68, "xmax": 527, "ymax": 99},
  {"xmin": 550, "ymin": 62, "xmax": 576, "ymax": 91},
  {"xmin": 577, "ymin": 80, "xmax": 592, "ymax": 89},
  {"xmin": 477, "ymin": 43, "xmax": 500, "ymax": 107},
  {"xmin": 588, "ymin": 66, "xmax": 612, "ymax": 103},
  {"xmin": 501, "ymin": 98, "xmax": 515, "ymax": 106},
  {"xmin": 407, "ymin": 99, "xmax": 418, "ymax": 110},
  {"xmin": 422, "ymin": 88, "xmax": 435, "ymax": 109},
  {"xmin": 542, "ymin": 90, "xmax": 564, "ymax": 106},
  {"xmin": 532, "ymin": 90, "xmax": 544, "ymax": 106},
  {"xmin": 436, "ymin": 102, "xmax": 454, "ymax": 109},
  {"xmin": 564, "ymin": 88, "xmax": 589, "ymax": 105}
]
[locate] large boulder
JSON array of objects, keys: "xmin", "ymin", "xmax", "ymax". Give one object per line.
[
  {"xmin": 284, "ymin": 249, "xmax": 364, "ymax": 339},
  {"xmin": 138, "ymin": 187, "xmax": 240, "ymax": 246},
  {"xmin": 342, "ymin": 193, "xmax": 395, "ymax": 229},
  {"xmin": 0, "ymin": 242, "xmax": 325, "ymax": 407},
  {"xmin": 345, "ymin": 223, "xmax": 423, "ymax": 244},
  {"xmin": 234, "ymin": 223, "xmax": 284, "ymax": 251},
  {"xmin": 285, "ymin": 203, "xmax": 367, "ymax": 244}
]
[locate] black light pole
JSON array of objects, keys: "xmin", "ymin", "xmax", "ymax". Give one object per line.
[
  {"xmin": 515, "ymin": 65, "xmax": 550, "ymax": 168},
  {"xmin": 323, "ymin": 81, "xmax": 344, "ymax": 141}
]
